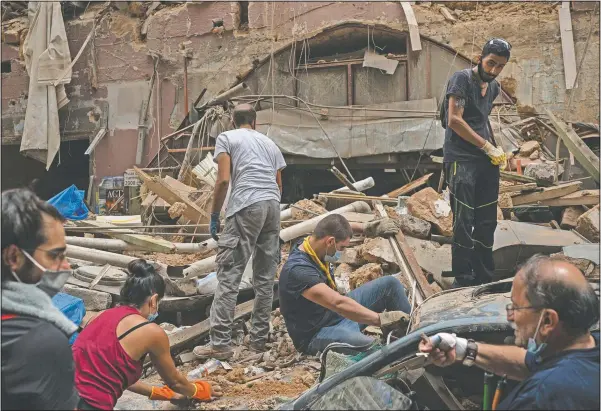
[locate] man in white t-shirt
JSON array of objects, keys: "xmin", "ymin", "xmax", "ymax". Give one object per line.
[{"xmin": 194, "ymin": 104, "xmax": 286, "ymax": 360}]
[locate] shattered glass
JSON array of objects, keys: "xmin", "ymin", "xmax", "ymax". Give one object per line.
[{"xmin": 309, "ymin": 376, "xmax": 413, "ymax": 410}]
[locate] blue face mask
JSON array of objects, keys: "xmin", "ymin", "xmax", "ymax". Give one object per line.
[
  {"xmin": 324, "ymin": 241, "xmax": 342, "ymax": 264},
  {"xmin": 147, "ymin": 298, "xmax": 159, "ymax": 322},
  {"xmin": 527, "ymin": 311, "xmax": 548, "ymax": 364}
]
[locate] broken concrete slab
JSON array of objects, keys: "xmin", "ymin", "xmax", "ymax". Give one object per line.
[
  {"xmin": 576, "ymin": 205, "xmax": 600, "ymax": 242},
  {"xmin": 519, "ymin": 140, "xmax": 540, "ymax": 156},
  {"xmin": 358, "ymin": 237, "xmax": 398, "ymax": 269},
  {"xmin": 407, "ymin": 188, "xmax": 453, "ymax": 237},
  {"xmin": 339, "ymin": 247, "xmax": 365, "ymax": 266},
  {"xmin": 349, "ymin": 263, "xmax": 383, "ymax": 290},
  {"xmin": 561, "ymin": 206, "xmax": 585, "ymax": 229},
  {"xmin": 405, "ymin": 236, "xmax": 453, "ymax": 289},
  {"xmin": 63, "ymin": 284, "xmax": 112, "ymax": 311},
  {"xmin": 524, "ymin": 162, "xmax": 564, "ymax": 184},
  {"xmin": 529, "ymin": 150, "xmax": 540, "ymax": 160}
]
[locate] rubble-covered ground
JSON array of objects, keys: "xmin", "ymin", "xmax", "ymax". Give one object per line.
[{"xmin": 126, "ymin": 309, "xmax": 321, "ymax": 410}]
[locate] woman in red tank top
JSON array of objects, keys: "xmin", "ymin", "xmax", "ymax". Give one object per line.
[{"xmin": 72, "ymin": 259, "xmax": 222, "ymax": 410}]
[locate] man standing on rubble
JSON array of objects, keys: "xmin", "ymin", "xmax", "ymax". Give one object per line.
[
  {"xmin": 441, "ymin": 38, "xmax": 511, "ymax": 287},
  {"xmin": 194, "ymin": 104, "xmax": 286, "ymax": 360},
  {"xmin": 419, "ymin": 255, "xmax": 600, "ymax": 410},
  {"xmin": 279, "ymin": 214, "xmax": 411, "ymax": 355}
]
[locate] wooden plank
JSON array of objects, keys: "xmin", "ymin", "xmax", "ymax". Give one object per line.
[
  {"xmin": 499, "ymin": 183, "xmax": 537, "ymax": 194},
  {"xmin": 511, "ymin": 182, "xmax": 582, "ymax": 206},
  {"xmin": 400, "ymin": 2, "xmax": 422, "ymax": 51},
  {"xmin": 169, "ymin": 299, "xmax": 255, "ymax": 352},
  {"xmin": 559, "ymin": 4, "xmax": 578, "ymax": 89},
  {"xmin": 387, "ymin": 173, "xmax": 433, "ymax": 198},
  {"xmin": 330, "ymin": 167, "xmax": 357, "ymax": 193},
  {"xmin": 539, "ymin": 190, "xmax": 600, "ymax": 207},
  {"xmin": 75, "ymin": 220, "xmax": 176, "ymax": 253},
  {"xmin": 546, "ymin": 109, "xmax": 600, "ymax": 183},
  {"xmin": 134, "ymin": 167, "xmax": 210, "ymax": 223},
  {"xmin": 500, "ymin": 171, "xmax": 538, "ymax": 184},
  {"xmin": 319, "ymin": 193, "xmax": 398, "ymax": 206},
  {"xmin": 373, "ymin": 201, "xmax": 433, "ymax": 305}
]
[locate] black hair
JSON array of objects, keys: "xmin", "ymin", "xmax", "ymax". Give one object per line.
[
  {"xmin": 482, "ymin": 38, "xmax": 511, "ymax": 60},
  {"xmin": 1, "ymin": 188, "xmax": 66, "ymax": 281},
  {"xmin": 313, "ymin": 214, "xmax": 353, "ymax": 242},
  {"xmin": 518, "ymin": 254, "xmax": 599, "ymax": 336},
  {"xmin": 120, "ymin": 259, "xmax": 166, "ymax": 307},
  {"xmin": 232, "ymin": 104, "xmax": 256, "ymax": 127}
]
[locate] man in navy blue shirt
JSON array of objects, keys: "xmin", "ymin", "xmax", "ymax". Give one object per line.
[
  {"xmin": 279, "ymin": 214, "xmax": 411, "ymax": 355},
  {"xmin": 419, "ymin": 254, "xmax": 600, "ymax": 410}
]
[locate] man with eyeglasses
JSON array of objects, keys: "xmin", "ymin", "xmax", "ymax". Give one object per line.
[
  {"xmin": 440, "ymin": 38, "xmax": 512, "ymax": 288},
  {"xmin": 419, "ymin": 254, "xmax": 600, "ymax": 410},
  {"xmin": 1, "ymin": 188, "xmax": 80, "ymax": 410}
]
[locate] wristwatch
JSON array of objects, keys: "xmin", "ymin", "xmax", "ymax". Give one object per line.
[{"xmin": 462, "ymin": 339, "xmax": 478, "ymax": 367}]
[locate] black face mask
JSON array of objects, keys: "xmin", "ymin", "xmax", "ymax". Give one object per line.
[{"xmin": 477, "ymin": 61, "xmax": 497, "ymax": 83}]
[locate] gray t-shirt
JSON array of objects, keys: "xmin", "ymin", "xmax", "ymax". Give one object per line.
[{"xmin": 214, "ymin": 128, "xmax": 286, "ymax": 218}]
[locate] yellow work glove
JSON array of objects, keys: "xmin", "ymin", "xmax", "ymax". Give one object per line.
[
  {"xmin": 480, "ymin": 141, "xmax": 507, "ymax": 167},
  {"xmin": 149, "ymin": 386, "xmax": 176, "ymax": 401}
]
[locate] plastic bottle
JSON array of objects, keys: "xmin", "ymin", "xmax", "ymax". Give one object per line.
[{"xmin": 187, "ymin": 359, "xmax": 221, "ymax": 379}]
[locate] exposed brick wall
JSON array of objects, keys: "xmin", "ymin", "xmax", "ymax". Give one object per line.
[{"xmin": 1, "ymin": 1, "xmax": 599, "ymax": 182}]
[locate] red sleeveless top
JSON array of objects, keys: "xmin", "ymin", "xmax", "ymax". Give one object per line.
[{"xmin": 72, "ymin": 306, "xmax": 147, "ymax": 410}]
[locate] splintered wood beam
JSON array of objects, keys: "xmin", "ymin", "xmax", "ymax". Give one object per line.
[
  {"xmin": 133, "ymin": 167, "xmax": 210, "ymax": 223},
  {"xmin": 387, "ymin": 173, "xmax": 433, "ymax": 198},
  {"xmin": 538, "ymin": 189, "xmax": 600, "ymax": 207},
  {"xmin": 74, "ymin": 220, "xmax": 176, "ymax": 253},
  {"xmin": 510, "ymin": 181, "xmax": 582, "ymax": 206},
  {"xmin": 546, "ymin": 109, "xmax": 600, "ymax": 183}
]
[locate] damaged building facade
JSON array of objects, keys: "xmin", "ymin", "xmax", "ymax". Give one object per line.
[{"xmin": 1, "ymin": 1, "xmax": 599, "ymax": 202}]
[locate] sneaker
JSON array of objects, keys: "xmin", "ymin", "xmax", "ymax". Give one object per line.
[{"xmin": 193, "ymin": 344, "xmax": 234, "ymax": 360}]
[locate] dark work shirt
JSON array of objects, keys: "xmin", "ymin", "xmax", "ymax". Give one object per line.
[
  {"xmin": 1, "ymin": 315, "xmax": 79, "ymax": 410},
  {"xmin": 278, "ymin": 242, "xmax": 342, "ymax": 352},
  {"xmin": 441, "ymin": 68, "xmax": 500, "ymax": 163},
  {"xmin": 498, "ymin": 332, "xmax": 600, "ymax": 410}
]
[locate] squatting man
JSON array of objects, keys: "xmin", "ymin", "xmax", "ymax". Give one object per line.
[
  {"xmin": 420, "ymin": 255, "xmax": 599, "ymax": 410},
  {"xmin": 279, "ymin": 214, "xmax": 412, "ymax": 355}
]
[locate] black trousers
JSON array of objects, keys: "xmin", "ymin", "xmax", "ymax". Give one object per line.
[{"xmin": 444, "ymin": 161, "xmax": 499, "ymax": 287}]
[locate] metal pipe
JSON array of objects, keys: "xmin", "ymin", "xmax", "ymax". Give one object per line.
[
  {"xmin": 66, "ymin": 236, "xmax": 213, "ymax": 253},
  {"xmin": 183, "ymin": 201, "xmax": 372, "ymax": 277},
  {"xmin": 204, "ymin": 83, "xmax": 249, "ymax": 106}
]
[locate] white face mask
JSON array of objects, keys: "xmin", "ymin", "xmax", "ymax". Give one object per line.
[{"xmin": 11, "ymin": 250, "xmax": 72, "ymax": 298}]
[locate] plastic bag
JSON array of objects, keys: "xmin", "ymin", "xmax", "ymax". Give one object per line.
[
  {"xmin": 196, "ymin": 272, "xmax": 218, "ymax": 295},
  {"xmin": 52, "ymin": 292, "xmax": 86, "ymax": 345},
  {"xmin": 47, "ymin": 184, "xmax": 89, "ymax": 220}
]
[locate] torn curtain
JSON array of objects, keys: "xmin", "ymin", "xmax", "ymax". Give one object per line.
[{"xmin": 21, "ymin": 1, "xmax": 71, "ymax": 169}]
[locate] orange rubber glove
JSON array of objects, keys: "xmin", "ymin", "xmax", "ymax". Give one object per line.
[
  {"xmin": 149, "ymin": 386, "xmax": 176, "ymax": 401},
  {"xmin": 191, "ymin": 381, "xmax": 212, "ymax": 401}
]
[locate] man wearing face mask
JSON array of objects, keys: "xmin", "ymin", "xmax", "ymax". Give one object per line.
[
  {"xmin": 419, "ymin": 254, "xmax": 600, "ymax": 410},
  {"xmin": 279, "ymin": 214, "xmax": 411, "ymax": 355},
  {"xmin": 440, "ymin": 38, "xmax": 511, "ymax": 288},
  {"xmin": 1, "ymin": 188, "xmax": 80, "ymax": 410}
]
